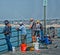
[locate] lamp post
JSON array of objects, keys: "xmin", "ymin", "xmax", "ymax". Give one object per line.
[{"xmin": 43, "ymin": 0, "xmax": 47, "ymax": 35}]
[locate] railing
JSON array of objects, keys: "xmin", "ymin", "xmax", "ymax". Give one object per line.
[
  {"xmin": 0, "ymin": 27, "xmax": 59, "ymax": 53},
  {"xmin": 0, "ymin": 19, "xmax": 60, "ymax": 53},
  {"xmin": 0, "ymin": 28, "xmax": 32, "ymax": 53}
]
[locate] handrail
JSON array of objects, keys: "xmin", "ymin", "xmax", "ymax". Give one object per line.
[
  {"xmin": 0, "ymin": 28, "xmax": 32, "ymax": 53},
  {"xmin": 0, "ymin": 19, "xmax": 60, "ymax": 53}
]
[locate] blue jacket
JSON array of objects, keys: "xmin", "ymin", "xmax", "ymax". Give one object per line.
[
  {"xmin": 19, "ymin": 25, "xmax": 27, "ymax": 35},
  {"xmin": 3, "ymin": 26, "xmax": 11, "ymax": 36}
]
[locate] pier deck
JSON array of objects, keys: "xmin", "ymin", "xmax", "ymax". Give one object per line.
[{"xmin": 1, "ymin": 38, "xmax": 60, "ymax": 55}]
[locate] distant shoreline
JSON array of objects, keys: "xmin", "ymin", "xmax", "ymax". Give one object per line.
[{"xmin": 0, "ymin": 24, "xmax": 60, "ymax": 28}]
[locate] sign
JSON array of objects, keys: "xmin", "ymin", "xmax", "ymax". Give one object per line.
[{"xmin": 43, "ymin": 0, "xmax": 47, "ymax": 6}]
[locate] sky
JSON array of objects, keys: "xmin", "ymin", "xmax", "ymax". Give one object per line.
[{"xmin": 0, "ymin": 0, "xmax": 60, "ymax": 20}]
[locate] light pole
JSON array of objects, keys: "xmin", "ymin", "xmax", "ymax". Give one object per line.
[{"xmin": 43, "ymin": 0, "xmax": 47, "ymax": 36}]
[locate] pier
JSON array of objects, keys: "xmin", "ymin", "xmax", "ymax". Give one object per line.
[{"xmin": 0, "ymin": 19, "xmax": 60, "ymax": 55}]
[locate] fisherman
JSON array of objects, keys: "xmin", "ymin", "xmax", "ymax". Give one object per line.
[
  {"xmin": 16, "ymin": 22, "xmax": 27, "ymax": 44},
  {"xmin": 29, "ymin": 18, "xmax": 36, "ymax": 36},
  {"xmin": 35, "ymin": 20, "xmax": 44, "ymax": 41},
  {"xmin": 44, "ymin": 35, "xmax": 52, "ymax": 45},
  {"xmin": 36, "ymin": 20, "xmax": 41, "ymax": 36},
  {"xmin": 3, "ymin": 20, "xmax": 12, "ymax": 51}
]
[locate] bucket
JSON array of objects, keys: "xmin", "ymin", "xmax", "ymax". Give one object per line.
[
  {"xmin": 12, "ymin": 47, "xmax": 16, "ymax": 53},
  {"xmin": 20, "ymin": 43, "xmax": 27, "ymax": 52},
  {"xmin": 33, "ymin": 42, "xmax": 40, "ymax": 50}
]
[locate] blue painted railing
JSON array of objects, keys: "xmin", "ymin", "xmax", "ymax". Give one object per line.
[{"xmin": 0, "ymin": 28, "xmax": 32, "ymax": 53}]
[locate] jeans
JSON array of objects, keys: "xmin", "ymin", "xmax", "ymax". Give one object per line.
[
  {"xmin": 36, "ymin": 30, "xmax": 40, "ymax": 36},
  {"xmin": 5, "ymin": 34, "xmax": 12, "ymax": 51},
  {"xmin": 40, "ymin": 30, "xmax": 44, "ymax": 41}
]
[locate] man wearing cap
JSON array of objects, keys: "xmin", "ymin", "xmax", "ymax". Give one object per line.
[
  {"xmin": 17, "ymin": 22, "xmax": 27, "ymax": 44},
  {"xmin": 3, "ymin": 20, "xmax": 12, "ymax": 51},
  {"xmin": 35, "ymin": 20, "xmax": 44, "ymax": 42},
  {"xmin": 29, "ymin": 18, "xmax": 36, "ymax": 36}
]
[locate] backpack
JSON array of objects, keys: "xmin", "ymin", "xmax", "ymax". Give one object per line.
[{"xmin": 31, "ymin": 21, "xmax": 36, "ymax": 30}]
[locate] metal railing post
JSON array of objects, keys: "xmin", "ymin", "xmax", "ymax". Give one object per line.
[{"xmin": 17, "ymin": 30, "xmax": 19, "ymax": 47}]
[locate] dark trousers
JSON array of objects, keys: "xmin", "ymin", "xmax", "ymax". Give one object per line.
[
  {"xmin": 31, "ymin": 30, "xmax": 40, "ymax": 36},
  {"xmin": 5, "ymin": 35, "xmax": 12, "ymax": 51},
  {"xmin": 36, "ymin": 30, "xmax": 40, "ymax": 36},
  {"xmin": 31, "ymin": 30, "xmax": 36, "ymax": 36},
  {"xmin": 21, "ymin": 35, "xmax": 26, "ymax": 43}
]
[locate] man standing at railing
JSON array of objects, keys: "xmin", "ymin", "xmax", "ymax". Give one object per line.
[
  {"xmin": 29, "ymin": 18, "xmax": 36, "ymax": 36},
  {"xmin": 3, "ymin": 20, "xmax": 12, "ymax": 51},
  {"xmin": 16, "ymin": 22, "xmax": 27, "ymax": 44}
]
